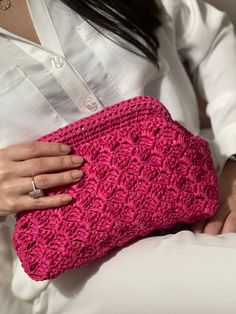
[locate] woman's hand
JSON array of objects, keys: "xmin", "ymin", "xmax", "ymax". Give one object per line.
[
  {"xmin": 192, "ymin": 159, "xmax": 236, "ymax": 235},
  {"xmin": 0, "ymin": 142, "xmax": 83, "ymax": 218}
]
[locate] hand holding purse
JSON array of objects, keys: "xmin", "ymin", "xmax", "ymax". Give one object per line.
[{"xmin": 13, "ymin": 96, "xmax": 219, "ymax": 281}]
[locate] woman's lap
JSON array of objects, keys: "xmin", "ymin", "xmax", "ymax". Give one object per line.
[{"xmin": 29, "ymin": 230, "xmax": 236, "ymax": 314}]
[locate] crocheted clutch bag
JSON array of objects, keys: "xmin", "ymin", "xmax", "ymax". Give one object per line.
[{"xmin": 13, "ymin": 96, "xmax": 219, "ymax": 281}]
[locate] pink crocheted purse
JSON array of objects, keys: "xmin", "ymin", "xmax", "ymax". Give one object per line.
[{"xmin": 13, "ymin": 96, "xmax": 219, "ymax": 281}]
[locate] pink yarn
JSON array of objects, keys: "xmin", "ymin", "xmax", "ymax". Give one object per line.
[{"xmin": 13, "ymin": 96, "xmax": 219, "ymax": 281}]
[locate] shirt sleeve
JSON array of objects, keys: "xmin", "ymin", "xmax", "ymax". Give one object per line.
[{"xmin": 161, "ymin": 0, "xmax": 236, "ymax": 170}]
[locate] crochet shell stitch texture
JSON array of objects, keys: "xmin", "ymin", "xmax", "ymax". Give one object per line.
[{"xmin": 13, "ymin": 96, "xmax": 219, "ymax": 281}]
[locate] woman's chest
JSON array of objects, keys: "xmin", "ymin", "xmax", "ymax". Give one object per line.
[
  {"xmin": 0, "ymin": 0, "xmax": 40, "ymax": 44},
  {"xmin": 0, "ymin": 5, "xmax": 199, "ymax": 148}
]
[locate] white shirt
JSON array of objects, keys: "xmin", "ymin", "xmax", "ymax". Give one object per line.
[
  {"xmin": 0, "ymin": 0, "xmax": 236, "ymax": 168},
  {"xmin": 0, "ymin": 0, "xmax": 236, "ymax": 305}
]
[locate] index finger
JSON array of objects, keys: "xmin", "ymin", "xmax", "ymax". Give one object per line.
[{"xmin": 0, "ymin": 142, "xmax": 71, "ymax": 161}]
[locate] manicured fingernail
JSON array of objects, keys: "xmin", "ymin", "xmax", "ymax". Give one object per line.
[
  {"xmin": 72, "ymin": 156, "xmax": 83, "ymax": 164},
  {"xmin": 62, "ymin": 195, "xmax": 73, "ymax": 203},
  {"xmin": 72, "ymin": 170, "xmax": 83, "ymax": 180},
  {"xmin": 61, "ymin": 144, "xmax": 71, "ymax": 153}
]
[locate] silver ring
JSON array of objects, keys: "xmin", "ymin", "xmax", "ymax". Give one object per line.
[{"xmin": 28, "ymin": 178, "xmax": 44, "ymax": 198}]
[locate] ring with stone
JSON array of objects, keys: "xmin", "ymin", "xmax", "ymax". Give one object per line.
[{"xmin": 28, "ymin": 177, "xmax": 44, "ymax": 198}]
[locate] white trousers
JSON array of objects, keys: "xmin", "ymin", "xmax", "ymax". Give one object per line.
[{"xmin": 12, "ymin": 230, "xmax": 236, "ymax": 314}]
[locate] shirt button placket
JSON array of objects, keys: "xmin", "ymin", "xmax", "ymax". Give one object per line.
[
  {"xmin": 51, "ymin": 56, "xmax": 64, "ymax": 69},
  {"xmin": 49, "ymin": 55, "xmax": 101, "ymax": 114},
  {"xmin": 85, "ymin": 100, "xmax": 98, "ymax": 112}
]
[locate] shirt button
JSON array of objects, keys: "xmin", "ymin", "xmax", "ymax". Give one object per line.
[
  {"xmin": 86, "ymin": 101, "xmax": 98, "ymax": 112},
  {"xmin": 51, "ymin": 56, "xmax": 64, "ymax": 69}
]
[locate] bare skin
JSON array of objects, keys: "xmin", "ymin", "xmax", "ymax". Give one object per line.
[
  {"xmin": 192, "ymin": 160, "xmax": 236, "ymax": 234},
  {"xmin": 0, "ymin": 142, "xmax": 84, "ymax": 217},
  {"xmin": 0, "ymin": 0, "xmax": 41, "ymax": 44}
]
